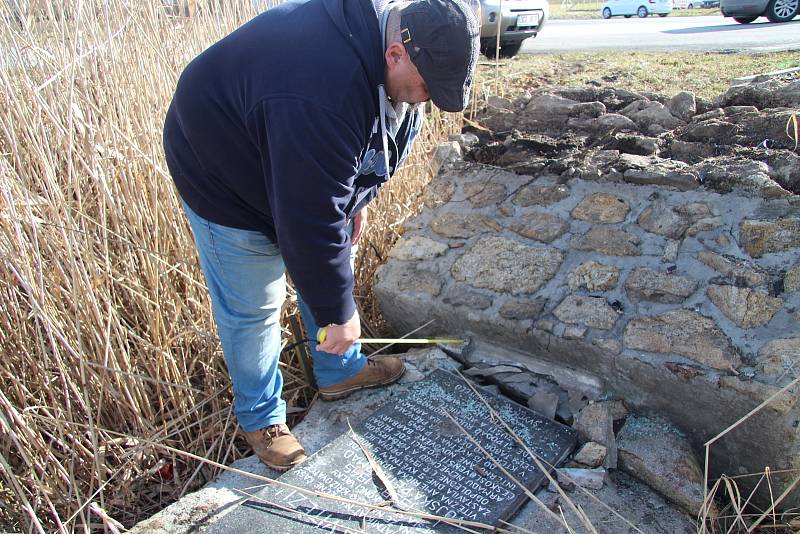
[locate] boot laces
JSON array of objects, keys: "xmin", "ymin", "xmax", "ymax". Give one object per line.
[{"xmin": 263, "ymin": 424, "xmax": 289, "ymax": 440}]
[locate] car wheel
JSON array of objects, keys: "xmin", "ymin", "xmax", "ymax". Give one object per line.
[
  {"xmin": 659, "ymin": 12, "xmax": 669, "ymax": 15},
  {"xmin": 688, "ymin": 2, "xmax": 694, "ymax": 7},
  {"xmin": 637, "ymin": 5, "xmax": 649, "ymax": 16},
  {"xmin": 480, "ymin": 41, "xmax": 523, "ymax": 59},
  {"xmin": 624, "ymin": 14, "xmax": 632, "ymax": 16},
  {"xmin": 498, "ymin": 42, "xmax": 523, "ymax": 58},
  {"xmin": 733, "ymin": 15, "xmax": 758, "ymax": 22},
  {"xmin": 765, "ymin": 0, "xmax": 799, "ymax": 21},
  {"xmin": 602, "ymin": 7, "xmax": 612, "ymax": 17}
]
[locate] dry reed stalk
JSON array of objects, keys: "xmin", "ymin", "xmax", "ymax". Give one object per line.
[
  {"xmin": 700, "ymin": 376, "xmax": 800, "ymax": 533},
  {"xmin": 0, "ymin": 0, "xmax": 461, "ymax": 530}
]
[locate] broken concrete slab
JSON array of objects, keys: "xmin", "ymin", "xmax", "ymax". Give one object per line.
[
  {"xmin": 514, "ymin": 470, "xmax": 696, "ymax": 534},
  {"xmin": 205, "ymin": 369, "xmax": 578, "ymax": 533},
  {"xmin": 573, "ymin": 442, "xmax": 607, "ymax": 468},
  {"xmin": 557, "ymin": 467, "xmax": 607, "ymax": 491},
  {"xmin": 129, "ymin": 348, "xmax": 458, "ymax": 534},
  {"xmin": 617, "ymin": 416, "xmax": 706, "ymax": 517},
  {"xmin": 573, "ymin": 402, "xmax": 618, "ymax": 469}
]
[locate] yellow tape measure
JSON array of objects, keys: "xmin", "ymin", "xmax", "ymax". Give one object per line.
[{"xmin": 316, "ymin": 327, "xmax": 463, "ymax": 345}]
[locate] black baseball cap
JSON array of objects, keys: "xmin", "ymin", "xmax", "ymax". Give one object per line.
[{"xmin": 398, "ymin": 0, "xmax": 480, "ymax": 112}]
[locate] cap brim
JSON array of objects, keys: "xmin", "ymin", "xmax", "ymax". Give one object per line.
[{"xmin": 428, "ymin": 82, "xmax": 467, "ymax": 112}]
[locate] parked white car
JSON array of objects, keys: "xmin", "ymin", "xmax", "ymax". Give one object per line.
[
  {"xmin": 601, "ymin": 0, "xmax": 673, "ymax": 17},
  {"xmin": 477, "ymin": 0, "xmax": 549, "ymax": 58}
]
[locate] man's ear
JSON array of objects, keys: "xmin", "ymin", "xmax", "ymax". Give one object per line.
[{"xmin": 384, "ymin": 42, "xmax": 407, "ymax": 69}]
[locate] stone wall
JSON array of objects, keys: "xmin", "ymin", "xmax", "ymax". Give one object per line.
[{"xmin": 375, "ymin": 76, "xmax": 800, "ymax": 507}]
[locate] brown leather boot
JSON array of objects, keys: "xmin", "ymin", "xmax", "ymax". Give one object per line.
[
  {"xmin": 242, "ymin": 424, "xmax": 307, "ymax": 472},
  {"xmin": 318, "ymin": 356, "xmax": 405, "ymax": 401}
]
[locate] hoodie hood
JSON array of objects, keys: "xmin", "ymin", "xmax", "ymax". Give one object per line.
[{"xmin": 322, "ymin": 0, "xmax": 385, "ymax": 105}]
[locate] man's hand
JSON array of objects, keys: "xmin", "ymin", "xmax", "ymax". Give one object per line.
[
  {"xmin": 317, "ymin": 311, "xmax": 361, "ymax": 355},
  {"xmin": 351, "ymin": 207, "xmax": 367, "ymax": 245}
]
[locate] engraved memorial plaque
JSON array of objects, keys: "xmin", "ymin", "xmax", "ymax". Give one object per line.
[{"xmin": 209, "ymin": 369, "xmax": 577, "ymax": 533}]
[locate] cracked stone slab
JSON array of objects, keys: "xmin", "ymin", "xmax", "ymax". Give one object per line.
[{"xmin": 206, "ymin": 369, "xmax": 577, "ymax": 533}]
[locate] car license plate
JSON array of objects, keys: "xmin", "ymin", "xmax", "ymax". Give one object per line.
[{"xmin": 517, "ymin": 13, "xmax": 539, "ymax": 26}]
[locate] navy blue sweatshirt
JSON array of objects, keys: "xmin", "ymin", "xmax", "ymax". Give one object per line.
[{"xmin": 163, "ymin": 0, "xmax": 423, "ymax": 327}]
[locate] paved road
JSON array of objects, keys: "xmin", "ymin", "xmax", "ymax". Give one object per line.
[{"xmin": 525, "ymin": 15, "xmax": 800, "ymax": 53}]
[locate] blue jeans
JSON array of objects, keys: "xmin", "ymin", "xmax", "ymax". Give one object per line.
[{"xmin": 181, "ymin": 202, "xmax": 366, "ymax": 431}]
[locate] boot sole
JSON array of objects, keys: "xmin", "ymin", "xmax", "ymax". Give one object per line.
[
  {"xmin": 263, "ymin": 454, "xmax": 307, "ymax": 472},
  {"xmin": 318, "ymin": 366, "xmax": 406, "ymax": 401}
]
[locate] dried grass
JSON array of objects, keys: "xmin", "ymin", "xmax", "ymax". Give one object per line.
[{"xmin": 0, "ymin": 1, "xmax": 459, "ymax": 530}]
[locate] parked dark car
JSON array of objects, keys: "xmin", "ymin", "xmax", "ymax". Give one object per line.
[{"xmin": 721, "ymin": 0, "xmax": 798, "ymax": 22}]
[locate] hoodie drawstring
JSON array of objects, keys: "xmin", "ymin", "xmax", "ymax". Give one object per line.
[{"xmin": 377, "ymin": 84, "xmax": 391, "ymax": 178}]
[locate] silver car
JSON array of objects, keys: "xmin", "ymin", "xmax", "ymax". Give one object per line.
[
  {"xmin": 476, "ymin": 0, "xmax": 549, "ymax": 58},
  {"xmin": 720, "ymin": 0, "xmax": 799, "ymax": 22}
]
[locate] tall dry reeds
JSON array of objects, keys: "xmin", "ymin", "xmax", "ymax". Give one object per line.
[{"xmin": 0, "ymin": 1, "xmax": 460, "ymax": 530}]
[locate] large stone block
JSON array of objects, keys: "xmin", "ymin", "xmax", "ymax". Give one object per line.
[
  {"xmin": 667, "ymin": 91, "xmax": 697, "ymax": 121},
  {"xmin": 508, "ymin": 212, "xmax": 569, "ymax": 243},
  {"xmin": 554, "ymin": 295, "xmax": 620, "ymax": 330},
  {"xmin": 380, "ymin": 264, "xmax": 443, "ymax": 297},
  {"xmin": 623, "ymin": 310, "xmax": 741, "ymax": 370},
  {"xmin": 443, "ymin": 285, "xmax": 493, "ymax": 310},
  {"xmin": 697, "ymin": 251, "xmax": 766, "ymax": 288},
  {"xmin": 388, "ymin": 236, "xmax": 448, "ymax": 261},
  {"xmin": 463, "ymin": 181, "xmax": 507, "ymax": 208},
  {"xmin": 499, "ymin": 298, "xmax": 546, "ymax": 320},
  {"xmin": 623, "ymin": 168, "xmax": 700, "ymax": 191},
  {"xmin": 571, "ymin": 227, "xmax": 641, "ymax": 256},
  {"xmin": 574, "ymin": 402, "xmax": 618, "ymax": 468},
  {"xmin": 637, "ymin": 202, "xmax": 690, "ymax": 239},
  {"xmin": 786, "ymin": 262, "xmax": 800, "ymax": 293},
  {"xmin": 423, "ymin": 177, "xmax": 455, "ymax": 209},
  {"xmin": 758, "ymin": 338, "xmax": 800, "ymax": 377},
  {"xmin": 740, "ymin": 218, "xmax": 800, "ymax": 258},
  {"xmin": 430, "ymin": 212, "xmax": 502, "ymax": 238},
  {"xmin": 623, "ymin": 101, "xmax": 686, "ymax": 130},
  {"xmin": 680, "ymin": 119, "xmax": 739, "ymax": 143},
  {"xmin": 700, "ymin": 158, "xmax": 789, "ymax": 199},
  {"xmin": 567, "ymin": 261, "xmax": 620, "ymax": 291},
  {"xmin": 512, "ymin": 183, "xmax": 570, "ymax": 207},
  {"xmin": 617, "ymin": 416, "xmax": 705, "ymax": 516},
  {"xmin": 707, "ymin": 284, "xmax": 783, "ymax": 329},
  {"xmin": 624, "ymin": 268, "xmax": 698, "ymax": 304},
  {"xmin": 571, "ymin": 193, "xmax": 630, "ymax": 224},
  {"xmin": 450, "ymin": 237, "xmax": 564, "ymax": 295}
]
